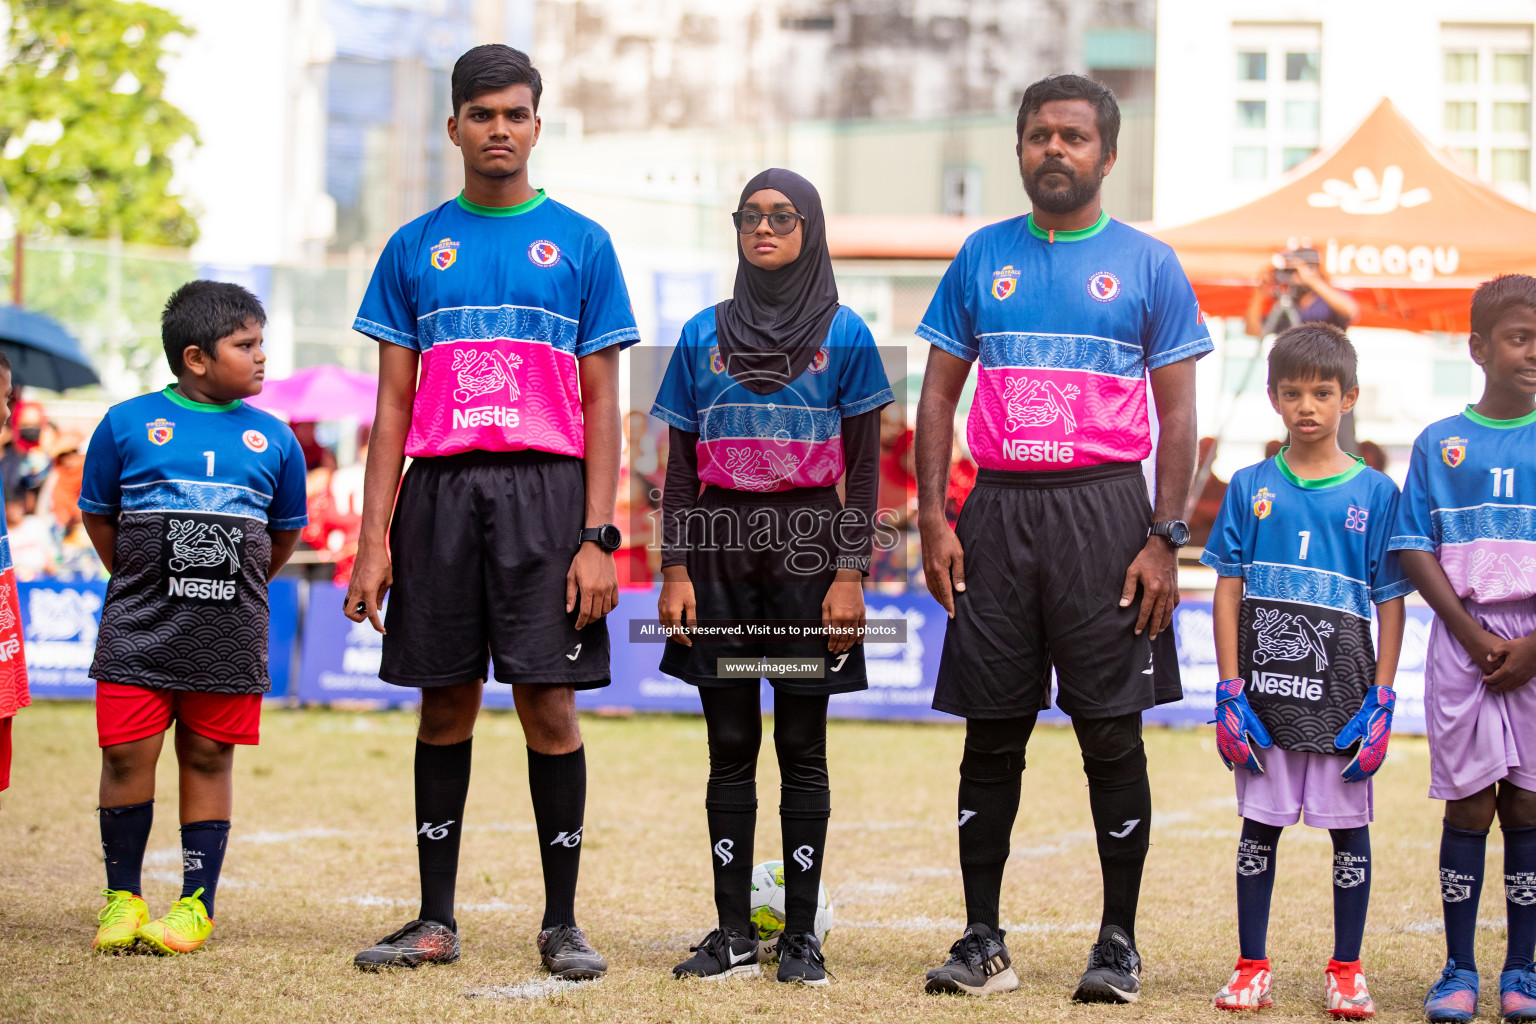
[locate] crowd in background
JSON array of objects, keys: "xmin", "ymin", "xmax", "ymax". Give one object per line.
[{"xmin": 2, "ymin": 393, "xmax": 104, "ymax": 583}]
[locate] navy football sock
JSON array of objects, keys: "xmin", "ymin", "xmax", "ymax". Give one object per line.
[
  {"xmin": 100, "ymin": 800, "xmax": 154, "ymax": 897},
  {"xmin": 1503, "ymin": 825, "xmax": 1536, "ymax": 972},
  {"xmin": 1236, "ymin": 818, "xmax": 1283, "ymax": 960},
  {"xmin": 528, "ymin": 746, "xmax": 586, "ymax": 929},
  {"xmin": 1441, "ymin": 821, "xmax": 1489, "ymax": 972},
  {"xmin": 180, "ymin": 819, "xmax": 231, "ymax": 918},
  {"xmin": 1330, "ymin": 826, "xmax": 1371, "ymax": 962}
]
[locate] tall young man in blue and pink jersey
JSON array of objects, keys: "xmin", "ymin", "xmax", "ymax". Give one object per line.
[
  {"xmin": 344, "ymin": 45, "xmax": 638, "ymax": 980},
  {"xmin": 915, "ymin": 75, "xmax": 1210, "ymax": 1003},
  {"xmin": 1390, "ymin": 275, "xmax": 1536, "ymax": 1024}
]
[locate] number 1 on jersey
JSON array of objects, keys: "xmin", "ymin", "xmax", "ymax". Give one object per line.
[
  {"xmin": 1492, "ymin": 467, "xmax": 1515, "ymax": 498},
  {"xmin": 1298, "ymin": 530, "xmax": 1311, "ymax": 560},
  {"xmin": 204, "ymin": 451, "xmax": 215, "ymax": 477}
]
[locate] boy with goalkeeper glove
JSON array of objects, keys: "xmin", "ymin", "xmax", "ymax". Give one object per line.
[{"xmin": 1199, "ymin": 323, "xmax": 1410, "ymax": 1018}]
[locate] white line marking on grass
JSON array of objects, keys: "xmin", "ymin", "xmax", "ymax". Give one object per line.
[
  {"xmin": 241, "ymin": 828, "xmax": 360, "ymax": 843},
  {"xmin": 1393, "ymin": 917, "xmax": 1506, "ymax": 934},
  {"xmin": 459, "ymin": 901, "xmax": 531, "ymax": 913},
  {"xmin": 465, "ymin": 978, "xmax": 599, "ymax": 1000},
  {"xmin": 344, "ymin": 895, "xmax": 414, "ymax": 908},
  {"xmin": 837, "ymin": 916, "xmax": 1096, "ymax": 934}
]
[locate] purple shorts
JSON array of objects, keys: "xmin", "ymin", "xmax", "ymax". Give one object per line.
[
  {"xmin": 1426, "ymin": 596, "xmax": 1536, "ymax": 801},
  {"xmin": 1234, "ymin": 746, "xmax": 1372, "ymax": 828}
]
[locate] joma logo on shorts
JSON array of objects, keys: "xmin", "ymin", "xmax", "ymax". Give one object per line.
[
  {"xmin": 167, "ymin": 577, "xmax": 236, "ymax": 601},
  {"xmin": 1000, "ymin": 439, "xmax": 1075, "ymax": 463},
  {"xmin": 452, "ymin": 406, "xmax": 520, "ymax": 430},
  {"xmin": 1248, "ymin": 671, "xmax": 1323, "ymax": 701}
]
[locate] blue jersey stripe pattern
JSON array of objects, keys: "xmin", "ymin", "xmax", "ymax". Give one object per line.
[
  {"xmin": 976, "ymin": 332, "xmax": 1146, "ymax": 380},
  {"xmin": 119, "ymin": 479, "xmax": 275, "ymax": 522},
  {"xmin": 1432, "ymin": 503, "xmax": 1536, "ymax": 547},
  {"xmin": 1244, "ymin": 561, "xmax": 1375, "ymax": 620},
  {"xmin": 697, "ymin": 404, "xmax": 841, "ymax": 444},
  {"xmin": 417, "ymin": 304, "xmax": 579, "ymax": 354}
]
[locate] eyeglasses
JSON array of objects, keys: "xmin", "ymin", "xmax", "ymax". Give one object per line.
[{"xmin": 732, "ymin": 209, "xmax": 805, "ymax": 235}]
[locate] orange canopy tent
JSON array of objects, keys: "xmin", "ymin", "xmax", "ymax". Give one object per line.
[{"xmin": 1157, "ymin": 98, "xmax": 1536, "ymax": 333}]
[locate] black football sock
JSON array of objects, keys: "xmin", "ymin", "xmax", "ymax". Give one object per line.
[
  {"xmin": 415, "ymin": 737, "xmax": 472, "ymax": 930},
  {"xmin": 1081, "ymin": 738, "xmax": 1151, "ymax": 947},
  {"xmin": 180, "ymin": 819, "xmax": 231, "ymax": 918},
  {"xmin": 706, "ymin": 782, "xmax": 756, "ymax": 935},
  {"xmin": 780, "ymin": 787, "xmax": 830, "ymax": 936},
  {"xmin": 528, "ymin": 745, "xmax": 586, "ymax": 929},
  {"xmin": 1235, "ymin": 818, "xmax": 1282, "ymax": 960},
  {"xmin": 1503, "ymin": 824, "xmax": 1536, "ymax": 971},
  {"xmin": 100, "ymin": 799, "xmax": 154, "ymax": 897},
  {"xmin": 1441, "ymin": 821, "xmax": 1488, "ymax": 972},
  {"xmin": 957, "ymin": 743, "xmax": 1025, "ymax": 931},
  {"xmin": 1330, "ymin": 826, "xmax": 1371, "ymax": 962}
]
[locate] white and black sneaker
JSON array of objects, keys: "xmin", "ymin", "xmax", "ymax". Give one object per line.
[
  {"xmin": 537, "ymin": 923, "xmax": 607, "ymax": 980},
  {"xmin": 925, "ymin": 923, "xmax": 1020, "ymax": 996},
  {"xmin": 672, "ymin": 925, "xmax": 761, "ymax": 980},
  {"xmin": 776, "ymin": 931, "xmax": 831, "ymax": 986},
  {"xmin": 1071, "ymin": 925, "xmax": 1141, "ymax": 1003}
]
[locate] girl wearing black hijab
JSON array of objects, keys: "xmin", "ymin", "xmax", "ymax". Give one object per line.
[{"xmin": 650, "ymin": 169, "xmax": 892, "ymax": 984}]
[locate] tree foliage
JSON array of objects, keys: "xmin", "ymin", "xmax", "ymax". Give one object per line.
[{"xmin": 0, "ymin": 0, "xmax": 199, "ymax": 246}]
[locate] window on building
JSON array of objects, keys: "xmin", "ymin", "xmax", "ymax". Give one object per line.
[
  {"xmin": 1233, "ymin": 147, "xmax": 1268, "ymax": 180},
  {"xmin": 1236, "ymin": 100, "xmax": 1267, "ymax": 130},
  {"xmin": 1286, "ymin": 51, "xmax": 1321, "ymax": 82},
  {"xmin": 942, "ymin": 166, "xmax": 981, "ymax": 218},
  {"xmin": 1232, "ymin": 23, "xmax": 1322, "ymax": 184},
  {"xmin": 1443, "ymin": 24, "xmax": 1533, "ymax": 196}
]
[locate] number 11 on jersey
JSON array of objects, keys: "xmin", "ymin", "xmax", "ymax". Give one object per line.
[{"xmin": 1492, "ymin": 467, "xmax": 1515, "ymax": 498}]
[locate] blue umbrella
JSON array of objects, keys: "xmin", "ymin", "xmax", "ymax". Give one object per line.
[{"xmin": 0, "ymin": 305, "xmax": 99, "ymax": 390}]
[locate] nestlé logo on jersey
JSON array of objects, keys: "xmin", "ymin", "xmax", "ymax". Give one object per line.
[
  {"xmin": 450, "ymin": 347, "xmax": 523, "ymax": 430},
  {"xmin": 146, "ymin": 418, "xmax": 174, "ymax": 446},
  {"xmin": 528, "ymin": 239, "xmax": 561, "ymax": 267},
  {"xmin": 1440, "ymin": 436, "xmax": 1467, "ymax": 468},
  {"xmin": 429, "ymin": 238, "xmax": 459, "ymax": 271},
  {"xmin": 991, "ymin": 265, "xmax": 1020, "ymax": 300},
  {"xmin": 164, "ymin": 515, "xmax": 245, "ymax": 603},
  {"xmin": 1087, "ymin": 271, "xmax": 1121, "ymax": 302}
]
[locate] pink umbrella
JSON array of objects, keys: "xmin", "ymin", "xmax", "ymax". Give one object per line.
[{"xmin": 247, "ymin": 365, "xmax": 378, "ymax": 424}]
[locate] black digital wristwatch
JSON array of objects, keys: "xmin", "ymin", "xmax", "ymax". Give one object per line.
[
  {"xmin": 1149, "ymin": 520, "xmax": 1191, "ymax": 548},
  {"xmin": 579, "ymin": 524, "xmax": 622, "ymax": 553}
]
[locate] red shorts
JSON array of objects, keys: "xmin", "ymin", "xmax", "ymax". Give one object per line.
[
  {"xmin": 1, "ymin": 715, "xmax": 12, "ymax": 792},
  {"xmin": 96, "ymin": 682, "xmax": 262, "ymax": 748}
]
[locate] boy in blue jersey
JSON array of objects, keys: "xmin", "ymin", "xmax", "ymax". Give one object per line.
[
  {"xmin": 1202, "ymin": 324, "xmax": 1409, "ymax": 1018},
  {"xmin": 344, "ymin": 45, "xmax": 637, "ymax": 979},
  {"xmin": 79, "ymin": 281, "xmax": 307, "ymax": 954},
  {"xmin": 1391, "ymin": 275, "xmax": 1536, "ymax": 1024}
]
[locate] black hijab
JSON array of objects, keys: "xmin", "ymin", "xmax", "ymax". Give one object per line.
[{"xmin": 714, "ymin": 168, "xmax": 840, "ymax": 395}]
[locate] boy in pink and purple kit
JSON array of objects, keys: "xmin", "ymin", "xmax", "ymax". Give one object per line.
[{"xmin": 1393, "ymin": 275, "xmax": 1536, "ymax": 1024}]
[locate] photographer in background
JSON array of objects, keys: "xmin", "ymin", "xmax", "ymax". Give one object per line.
[{"xmin": 1245, "ymin": 247, "xmax": 1359, "ymax": 338}]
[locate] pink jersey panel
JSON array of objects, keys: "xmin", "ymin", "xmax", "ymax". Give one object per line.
[
  {"xmin": 696, "ymin": 437, "xmax": 845, "ymax": 492},
  {"xmin": 967, "ymin": 366, "xmax": 1150, "ymax": 471},
  {"xmin": 406, "ymin": 339, "xmax": 584, "ymax": 458},
  {"xmin": 1438, "ymin": 539, "xmax": 1536, "ymax": 603}
]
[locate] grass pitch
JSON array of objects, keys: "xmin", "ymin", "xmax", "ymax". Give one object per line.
[{"xmin": 0, "ymin": 702, "xmax": 1492, "ymax": 1022}]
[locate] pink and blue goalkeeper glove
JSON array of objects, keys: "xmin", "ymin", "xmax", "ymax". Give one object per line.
[
  {"xmin": 1335, "ymin": 685, "xmax": 1395, "ymax": 783},
  {"xmin": 1212, "ymin": 677, "xmax": 1271, "ymax": 774}
]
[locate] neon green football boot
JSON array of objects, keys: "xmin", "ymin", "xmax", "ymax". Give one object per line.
[
  {"xmin": 94, "ymin": 889, "xmax": 150, "ymax": 952},
  {"xmin": 136, "ymin": 888, "xmax": 213, "ymax": 955}
]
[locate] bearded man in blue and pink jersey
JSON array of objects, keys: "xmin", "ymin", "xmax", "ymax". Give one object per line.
[
  {"xmin": 343, "ymin": 45, "xmax": 638, "ymax": 980},
  {"xmin": 916, "ymin": 75, "xmax": 1211, "ymax": 1003}
]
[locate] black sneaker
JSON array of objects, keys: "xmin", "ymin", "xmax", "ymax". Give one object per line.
[
  {"xmin": 776, "ymin": 931, "xmax": 831, "ymax": 986},
  {"xmin": 537, "ymin": 923, "xmax": 607, "ymax": 980},
  {"xmin": 924, "ymin": 923, "xmax": 1020, "ymax": 996},
  {"xmin": 353, "ymin": 918, "xmax": 460, "ymax": 971},
  {"xmin": 1071, "ymin": 925, "xmax": 1141, "ymax": 1003},
  {"xmin": 672, "ymin": 925, "xmax": 761, "ymax": 980}
]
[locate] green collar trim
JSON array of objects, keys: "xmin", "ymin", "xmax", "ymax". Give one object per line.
[
  {"xmin": 1464, "ymin": 403, "xmax": 1536, "ymax": 429},
  {"xmin": 1026, "ymin": 209, "xmax": 1110, "ymax": 243},
  {"xmin": 163, "ymin": 385, "xmax": 241, "ymax": 413},
  {"xmin": 455, "ymin": 189, "xmax": 547, "ymax": 217},
  {"xmin": 1275, "ymin": 447, "xmax": 1366, "ymax": 489}
]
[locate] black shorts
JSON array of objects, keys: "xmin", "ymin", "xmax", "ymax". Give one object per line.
[
  {"xmin": 379, "ymin": 450, "xmax": 609, "ymax": 689},
  {"xmin": 933, "ymin": 462, "xmax": 1181, "ymax": 720},
  {"xmin": 659, "ymin": 485, "xmax": 867, "ymax": 697}
]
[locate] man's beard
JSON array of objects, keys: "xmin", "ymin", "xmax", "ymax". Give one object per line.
[{"xmin": 1021, "ymin": 157, "xmax": 1104, "ymax": 216}]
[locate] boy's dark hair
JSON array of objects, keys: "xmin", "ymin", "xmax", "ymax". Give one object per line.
[
  {"xmin": 1268, "ymin": 322, "xmax": 1358, "ymax": 392},
  {"xmin": 1016, "ymin": 74, "xmax": 1121, "ymax": 157},
  {"xmin": 161, "ymin": 280, "xmax": 266, "ymax": 376},
  {"xmin": 0, "ymin": 349, "xmax": 12, "ymax": 373},
  {"xmin": 452, "ymin": 44, "xmax": 542, "ymax": 115},
  {"xmin": 1470, "ymin": 274, "xmax": 1536, "ymax": 340}
]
